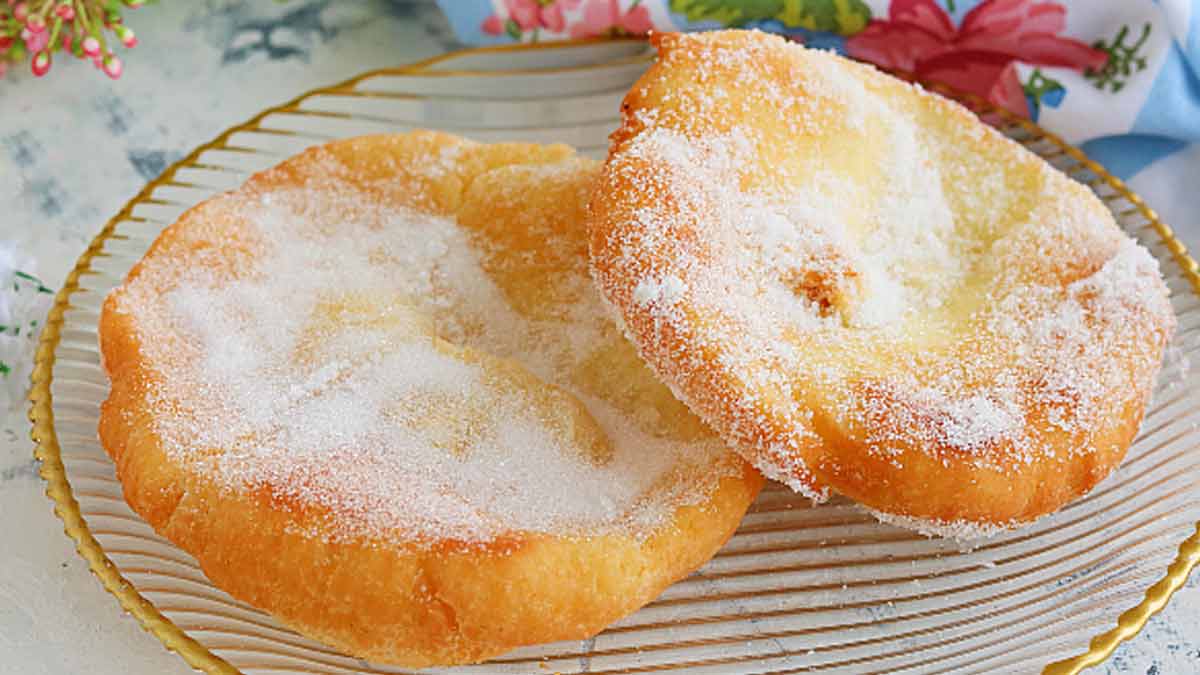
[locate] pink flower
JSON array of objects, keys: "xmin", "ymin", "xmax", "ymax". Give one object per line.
[
  {"xmin": 568, "ymin": 0, "xmax": 653, "ymax": 39},
  {"xmin": 482, "ymin": 14, "xmax": 504, "ymax": 35},
  {"xmin": 539, "ymin": 0, "xmax": 575, "ymax": 32},
  {"xmin": 21, "ymin": 26, "xmax": 49, "ymax": 54},
  {"xmin": 483, "ymin": 0, "xmax": 583, "ymax": 37},
  {"xmin": 101, "ymin": 54, "xmax": 122, "ymax": 79},
  {"xmin": 30, "ymin": 50, "xmax": 50, "ymax": 77},
  {"xmin": 24, "ymin": 13, "xmax": 46, "ymax": 33},
  {"xmin": 845, "ymin": 0, "xmax": 1107, "ymax": 117},
  {"xmin": 116, "ymin": 26, "xmax": 137, "ymax": 48}
]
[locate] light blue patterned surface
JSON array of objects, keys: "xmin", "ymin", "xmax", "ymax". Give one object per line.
[{"xmin": 0, "ymin": 2, "xmax": 1195, "ymax": 673}]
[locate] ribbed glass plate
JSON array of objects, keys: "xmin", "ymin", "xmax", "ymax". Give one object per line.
[{"xmin": 30, "ymin": 40, "xmax": 1200, "ymax": 675}]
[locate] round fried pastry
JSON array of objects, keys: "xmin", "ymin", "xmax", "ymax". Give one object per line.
[
  {"xmin": 99, "ymin": 131, "xmax": 762, "ymax": 666},
  {"xmin": 587, "ymin": 31, "xmax": 1174, "ymax": 536}
]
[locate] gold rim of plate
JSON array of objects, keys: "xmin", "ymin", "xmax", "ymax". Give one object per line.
[{"xmin": 25, "ymin": 38, "xmax": 1200, "ymax": 675}]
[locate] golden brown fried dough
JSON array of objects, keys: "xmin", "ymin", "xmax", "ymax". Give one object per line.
[
  {"xmin": 587, "ymin": 31, "xmax": 1173, "ymax": 537},
  {"xmin": 100, "ymin": 131, "xmax": 761, "ymax": 666}
]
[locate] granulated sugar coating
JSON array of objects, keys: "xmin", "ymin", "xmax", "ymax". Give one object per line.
[
  {"xmin": 588, "ymin": 31, "xmax": 1175, "ymax": 533},
  {"xmin": 102, "ymin": 134, "xmax": 745, "ymax": 547},
  {"xmin": 98, "ymin": 133, "xmax": 763, "ymax": 666}
]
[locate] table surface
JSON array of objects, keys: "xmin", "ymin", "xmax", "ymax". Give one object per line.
[{"xmin": 0, "ymin": 2, "xmax": 1196, "ymax": 674}]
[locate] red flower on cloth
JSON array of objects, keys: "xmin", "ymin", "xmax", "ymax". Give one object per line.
[
  {"xmin": 483, "ymin": 0, "xmax": 582, "ymax": 37},
  {"xmin": 845, "ymin": 0, "xmax": 1107, "ymax": 117},
  {"xmin": 568, "ymin": 0, "xmax": 653, "ymax": 39},
  {"xmin": 482, "ymin": 0, "xmax": 652, "ymax": 40}
]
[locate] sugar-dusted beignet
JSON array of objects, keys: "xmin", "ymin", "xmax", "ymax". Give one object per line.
[
  {"xmin": 99, "ymin": 131, "xmax": 761, "ymax": 666},
  {"xmin": 587, "ymin": 31, "xmax": 1174, "ymax": 537}
]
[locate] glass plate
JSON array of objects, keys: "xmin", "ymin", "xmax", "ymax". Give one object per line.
[{"xmin": 29, "ymin": 40, "xmax": 1200, "ymax": 675}]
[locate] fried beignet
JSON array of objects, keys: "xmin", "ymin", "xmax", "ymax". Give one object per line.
[
  {"xmin": 99, "ymin": 132, "xmax": 762, "ymax": 666},
  {"xmin": 587, "ymin": 31, "xmax": 1173, "ymax": 536}
]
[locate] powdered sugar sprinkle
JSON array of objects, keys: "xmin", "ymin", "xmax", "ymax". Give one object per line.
[
  {"xmin": 590, "ymin": 32, "xmax": 1175, "ymax": 524},
  {"xmin": 110, "ymin": 150, "xmax": 738, "ymax": 546}
]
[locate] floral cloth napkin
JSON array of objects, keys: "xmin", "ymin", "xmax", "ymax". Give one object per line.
[{"xmin": 437, "ymin": 0, "xmax": 1200, "ymax": 222}]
